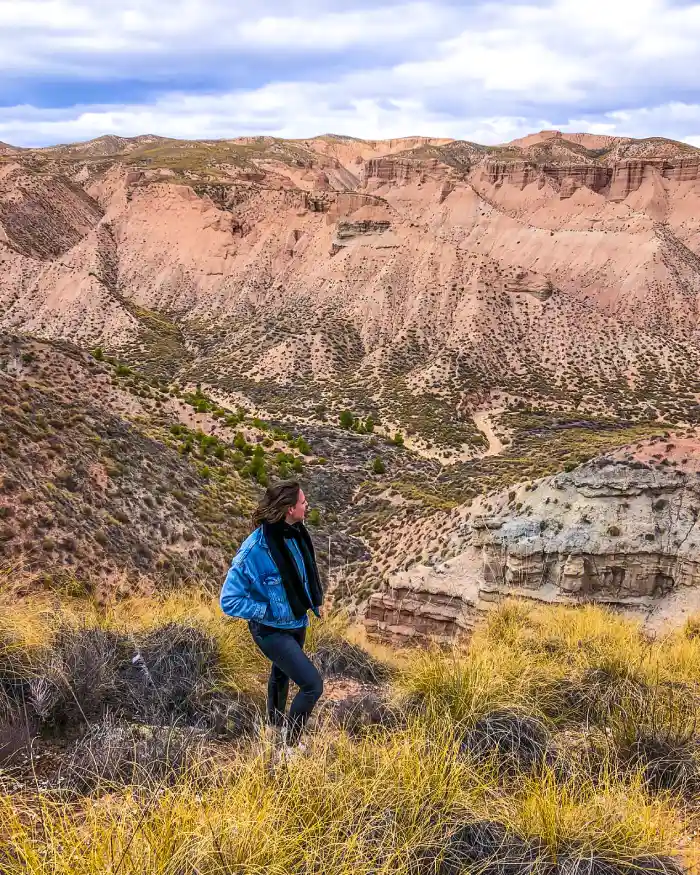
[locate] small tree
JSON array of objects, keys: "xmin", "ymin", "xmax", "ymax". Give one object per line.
[
  {"xmin": 91, "ymin": 346, "xmax": 104, "ymax": 362},
  {"xmin": 255, "ymin": 468, "xmax": 268, "ymax": 486},
  {"xmin": 393, "ymin": 432, "xmax": 405, "ymax": 447},
  {"xmin": 365, "ymin": 416, "xmax": 375, "ymax": 433},
  {"xmin": 339, "ymin": 409, "xmax": 354, "ymax": 429},
  {"xmin": 372, "ymin": 456, "xmax": 386, "ymax": 475},
  {"xmin": 308, "ymin": 508, "xmax": 321, "ymax": 527},
  {"xmin": 296, "ymin": 437, "xmax": 312, "ymax": 456}
]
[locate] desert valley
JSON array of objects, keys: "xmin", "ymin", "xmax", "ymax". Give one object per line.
[{"xmin": 3, "ymin": 127, "xmax": 700, "ymax": 872}]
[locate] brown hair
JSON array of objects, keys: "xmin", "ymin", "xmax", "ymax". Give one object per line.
[{"xmin": 252, "ymin": 480, "xmax": 301, "ymax": 529}]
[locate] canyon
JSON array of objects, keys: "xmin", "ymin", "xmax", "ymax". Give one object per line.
[{"xmin": 2, "ymin": 128, "xmax": 700, "ymax": 633}]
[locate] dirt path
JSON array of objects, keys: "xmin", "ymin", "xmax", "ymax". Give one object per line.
[{"xmin": 473, "ymin": 409, "xmax": 505, "ymax": 457}]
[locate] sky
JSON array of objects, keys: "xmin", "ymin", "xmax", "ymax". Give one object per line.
[{"xmin": 2, "ymin": 0, "xmax": 700, "ymax": 148}]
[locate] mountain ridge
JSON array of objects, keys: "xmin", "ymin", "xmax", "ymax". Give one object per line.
[{"xmin": 2, "ymin": 128, "xmax": 700, "ymax": 462}]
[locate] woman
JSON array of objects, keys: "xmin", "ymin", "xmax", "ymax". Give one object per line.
[{"xmin": 220, "ymin": 480, "xmax": 324, "ymax": 749}]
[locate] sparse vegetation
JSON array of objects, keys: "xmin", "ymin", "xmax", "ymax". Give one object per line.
[
  {"xmin": 0, "ymin": 593, "xmax": 696, "ymax": 873},
  {"xmin": 308, "ymin": 508, "xmax": 321, "ymax": 526}
]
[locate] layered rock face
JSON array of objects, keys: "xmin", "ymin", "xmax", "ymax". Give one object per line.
[
  {"xmin": 363, "ymin": 157, "xmax": 441, "ymax": 185},
  {"xmin": 365, "ymin": 438, "xmax": 700, "ymax": 642},
  {"xmin": 484, "ymin": 162, "xmax": 611, "ymax": 195},
  {"xmin": 482, "ymin": 158, "xmax": 700, "ymax": 200},
  {"xmin": 475, "ymin": 458, "xmax": 700, "ymax": 598}
]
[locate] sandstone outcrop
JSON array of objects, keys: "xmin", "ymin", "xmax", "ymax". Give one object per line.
[
  {"xmin": 365, "ymin": 437, "xmax": 700, "ymax": 642},
  {"xmin": 481, "ymin": 161, "xmax": 613, "ymax": 195},
  {"xmin": 481, "ymin": 157, "xmax": 700, "ymax": 200},
  {"xmin": 330, "ymin": 220, "xmax": 393, "ymax": 255},
  {"xmin": 363, "ymin": 156, "xmax": 442, "ymax": 186}
]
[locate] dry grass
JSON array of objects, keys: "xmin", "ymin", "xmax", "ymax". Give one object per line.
[{"xmin": 0, "ymin": 591, "xmax": 698, "ymax": 874}]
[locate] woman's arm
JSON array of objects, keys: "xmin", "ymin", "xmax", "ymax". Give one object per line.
[{"xmin": 220, "ymin": 559, "xmax": 268, "ymax": 621}]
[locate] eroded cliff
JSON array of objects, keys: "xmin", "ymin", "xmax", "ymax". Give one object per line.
[{"xmin": 365, "ymin": 435, "xmax": 700, "ymax": 642}]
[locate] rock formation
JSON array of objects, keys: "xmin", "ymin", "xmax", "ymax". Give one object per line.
[{"xmin": 365, "ymin": 435, "xmax": 700, "ymax": 642}]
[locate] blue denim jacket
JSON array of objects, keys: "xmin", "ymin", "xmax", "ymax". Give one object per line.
[{"xmin": 220, "ymin": 526, "xmax": 318, "ymax": 629}]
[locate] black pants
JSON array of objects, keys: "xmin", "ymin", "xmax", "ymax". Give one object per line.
[{"xmin": 248, "ymin": 620, "xmax": 323, "ymax": 745}]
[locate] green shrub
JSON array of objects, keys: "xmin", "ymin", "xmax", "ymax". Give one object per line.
[
  {"xmin": 295, "ymin": 437, "xmax": 312, "ymax": 456},
  {"xmin": 308, "ymin": 508, "xmax": 321, "ymax": 526}
]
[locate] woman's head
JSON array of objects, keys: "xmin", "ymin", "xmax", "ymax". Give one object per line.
[{"xmin": 252, "ymin": 480, "xmax": 308, "ymax": 528}]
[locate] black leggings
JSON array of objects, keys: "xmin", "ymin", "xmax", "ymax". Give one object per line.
[{"xmin": 248, "ymin": 620, "xmax": 323, "ymax": 745}]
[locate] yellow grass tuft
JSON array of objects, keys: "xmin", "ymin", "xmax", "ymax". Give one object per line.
[{"xmin": 0, "ymin": 592, "xmax": 697, "ymax": 874}]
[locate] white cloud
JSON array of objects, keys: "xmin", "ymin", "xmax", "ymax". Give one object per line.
[
  {"xmin": 2, "ymin": 0, "xmax": 700, "ymax": 146},
  {"xmin": 0, "ymin": 85, "xmax": 549, "ymax": 145},
  {"xmin": 0, "ymin": 1, "xmax": 451, "ymax": 75}
]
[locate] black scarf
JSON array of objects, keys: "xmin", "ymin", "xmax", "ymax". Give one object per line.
[{"xmin": 263, "ymin": 520, "xmax": 324, "ymax": 620}]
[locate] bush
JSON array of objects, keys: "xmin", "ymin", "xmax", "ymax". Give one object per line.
[
  {"xmin": 60, "ymin": 717, "xmax": 210, "ymax": 793},
  {"xmin": 45, "ymin": 627, "xmax": 133, "ymax": 728},
  {"xmin": 609, "ymin": 685, "xmax": 700, "ymax": 795},
  {"xmin": 331, "ymin": 692, "xmax": 402, "ymax": 737},
  {"xmin": 461, "ymin": 709, "xmax": 553, "ymax": 776},
  {"xmin": 130, "ymin": 623, "xmax": 219, "ymax": 723},
  {"xmin": 296, "ymin": 437, "xmax": 312, "ymax": 456},
  {"xmin": 372, "ymin": 456, "xmax": 386, "ymax": 475},
  {"xmin": 308, "ymin": 508, "xmax": 321, "ymax": 527},
  {"xmin": 436, "ymin": 820, "xmax": 545, "ymax": 875},
  {"xmin": 339, "ymin": 410, "xmax": 354, "ymax": 429},
  {"xmin": 312, "ymin": 635, "xmax": 392, "ymax": 685}
]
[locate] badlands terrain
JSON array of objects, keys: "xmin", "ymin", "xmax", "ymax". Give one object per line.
[
  {"xmin": 2, "ymin": 128, "xmax": 700, "ymax": 630},
  {"xmin": 3, "ymin": 130, "xmax": 700, "ymax": 875}
]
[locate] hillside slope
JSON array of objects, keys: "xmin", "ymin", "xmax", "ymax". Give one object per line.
[
  {"xmin": 0, "ymin": 334, "xmax": 259, "ymax": 595},
  {"xmin": 1, "ymin": 131, "xmax": 700, "ymax": 458}
]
